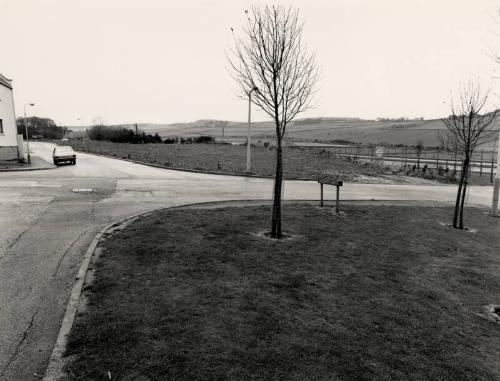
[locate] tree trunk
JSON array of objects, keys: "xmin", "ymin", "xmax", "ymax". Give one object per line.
[
  {"xmin": 452, "ymin": 160, "xmax": 466, "ymax": 228},
  {"xmin": 271, "ymin": 137, "xmax": 283, "ymax": 238},
  {"xmin": 458, "ymin": 158, "xmax": 469, "ymax": 229}
]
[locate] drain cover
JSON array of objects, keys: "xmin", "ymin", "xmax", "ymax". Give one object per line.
[{"xmin": 72, "ymin": 188, "xmax": 94, "ymax": 193}]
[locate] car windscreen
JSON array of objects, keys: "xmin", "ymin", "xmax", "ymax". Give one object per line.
[{"xmin": 55, "ymin": 147, "xmax": 74, "ymax": 153}]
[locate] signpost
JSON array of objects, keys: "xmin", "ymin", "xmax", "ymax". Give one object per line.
[
  {"xmin": 318, "ymin": 175, "xmax": 343, "ymax": 213},
  {"xmin": 373, "ymin": 146, "xmax": 384, "ymax": 169},
  {"xmin": 375, "ymin": 146, "xmax": 384, "ymax": 160}
]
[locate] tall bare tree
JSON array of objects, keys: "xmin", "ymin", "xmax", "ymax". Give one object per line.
[
  {"xmin": 229, "ymin": 6, "xmax": 319, "ymax": 238},
  {"xmin": 441, "ymin": 82, "xmax": 496, "ymax": 229}
]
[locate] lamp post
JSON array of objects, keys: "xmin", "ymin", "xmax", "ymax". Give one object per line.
[
  {"xmin": 24, "ymin": 103, "xmax": 35, "ymax": 164},
  {"xmin": 246, "ymin": 87, "xmax": 258, "ymax": 172}
]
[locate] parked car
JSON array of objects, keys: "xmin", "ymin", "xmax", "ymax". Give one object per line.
[{"xmin": 52, "ymin": 146, "xmax": 76, "ymax": 165}]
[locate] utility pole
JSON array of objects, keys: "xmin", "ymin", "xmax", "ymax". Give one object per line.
[
  {"xmin": 24, "ymin": 103, "xmax": 35, "ymax": 164},
  {"xmin": 246, "ymin": 87, "xmax": 258, "ymax": 172}
]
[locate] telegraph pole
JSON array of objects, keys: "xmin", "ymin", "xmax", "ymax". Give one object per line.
[{"xmin": 246, "ymin": 87, "xmax": 258, "ymax": 172}]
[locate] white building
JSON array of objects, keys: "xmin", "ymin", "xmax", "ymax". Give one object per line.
[{"xmin": 0, "ymin": 73, "xmax": 21, "ymax": 161}]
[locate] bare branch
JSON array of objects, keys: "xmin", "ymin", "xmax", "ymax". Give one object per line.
[
  {"xmin": 441, "ymin": 81, "xmax": 496, "ymax": 158},
  {"xmin": 228, "ymin": 5, "xmax": 319, "ymax": 139}
]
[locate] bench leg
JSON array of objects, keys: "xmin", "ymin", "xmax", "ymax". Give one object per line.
[{"xmin": 336, "ymin": 185, "xmax": 340, "ymax": 213}]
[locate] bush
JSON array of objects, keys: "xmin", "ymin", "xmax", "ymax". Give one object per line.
[
  {"xmin": 194, "ymin": 135, "xmax": 215, "ymax": 143},
  {"xmin": 168, "ymin": 135, "xmax": 215, "ymax": 144},
  {"xmin": 88, "ymin": 125, "xmax": 162, "ymax": 144},
  {"xmin": 163, "ymin": 137, "xmax": 178, "ymax": 144}
]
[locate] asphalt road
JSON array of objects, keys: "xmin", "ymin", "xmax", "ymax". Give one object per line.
[{"xmin": 0, "ymin": 142, "xmax": 495, "ymax": 380}]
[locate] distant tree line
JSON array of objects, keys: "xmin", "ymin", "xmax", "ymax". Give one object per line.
[
  {"xmin": 88, "ymin": 124, "xmax": 215, "ymax": 144},
  {"xmin": 163, "ymin": 136, "xmax": 215, "ymax": 144},
  {"xmin": 16, "ymin": 117, "xmax": 68, "ymax": 139},
  {"xmin": 88, "ymin": 125, "xmax": 162, "ymax": 143}
]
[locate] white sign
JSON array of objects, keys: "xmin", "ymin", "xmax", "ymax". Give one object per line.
[{"xmin": 375, "ymin": 146, "xmax": 384, "ymax": 159}]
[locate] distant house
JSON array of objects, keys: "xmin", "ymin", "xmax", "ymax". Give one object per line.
[{"xmin": 0, "ymin": 73, "xmax": 22, "ymax": 160}]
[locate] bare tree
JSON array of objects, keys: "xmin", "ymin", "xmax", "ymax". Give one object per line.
[
  {"xmin": 229, "ymin": 6, "xmax": 319, "ymax": 238},
  {"xmin": 441, "ymin": 82, "xmax": 496, "ymax": 229}
]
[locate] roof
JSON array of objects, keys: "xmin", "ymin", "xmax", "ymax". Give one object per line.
[{"xmin": 0, "ymin": 73, "xmax": 13, "ymax": 89}]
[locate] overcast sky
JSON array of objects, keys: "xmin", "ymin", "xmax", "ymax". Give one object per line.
[{"xmin": 1, "ymin": 0, "xmax": 499, "ymax": 126}]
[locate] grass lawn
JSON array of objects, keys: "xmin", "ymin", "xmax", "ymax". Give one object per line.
[
  {"xmin": 65, "ymin": 204, "xmax": 500, "ymax": 380},
  {"xmin": 65, "ymin": 140, "xmax": 452, "ymax": 183}
]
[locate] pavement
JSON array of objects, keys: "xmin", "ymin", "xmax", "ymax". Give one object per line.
[
  {"xmin": 0, "ymin": 156, "xmax": 54, "ymax": 172},
  {"xmin": 0, "ymin": 141, "xmax": 496, "ymax": 380}
]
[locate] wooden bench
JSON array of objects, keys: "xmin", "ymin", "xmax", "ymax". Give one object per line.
[{"xmin": 318, "ymin": 176, "xmax": 343, "ymax": 212}]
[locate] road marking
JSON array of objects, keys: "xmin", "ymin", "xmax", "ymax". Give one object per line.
[{"xmin": 72, "ymin": 188, "xmax": 94, "ymax": 193}]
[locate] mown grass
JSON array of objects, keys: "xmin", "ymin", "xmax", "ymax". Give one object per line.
[{"xmin": 65, "ymin": 204, "xmax": 500, "ymax": 380}]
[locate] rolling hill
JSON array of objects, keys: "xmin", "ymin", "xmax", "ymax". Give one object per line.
[{"xmin": 71, "ymin": 116, "xmax": 500, "ymax": 150}]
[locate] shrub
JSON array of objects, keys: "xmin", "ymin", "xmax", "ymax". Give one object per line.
[
  {"xmin": 163, "ymin": 137, "xmax": 179, "ymax": 144},
  {"xmin": 88, "ymin": 125, "xmax": 162, "ymax": 144}
]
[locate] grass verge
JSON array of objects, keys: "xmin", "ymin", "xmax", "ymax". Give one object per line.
[
  {"xmin": 65, "ymin": 204, "xmax": 500, "ymax": 380},
  {"xmin": 64, "ymin": 140, "xmax": 447, "ymax": 183}
]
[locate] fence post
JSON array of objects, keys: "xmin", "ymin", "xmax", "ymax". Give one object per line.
[
  {"xmin": 493, "ymin": 178, "xmax": 500, "ymax": 216},
  {"xmin": 336, "ymin": 184, "xmax": 340, "ymax": 213},
  {"xmin": 480, "ymin": 160, "xmax": 482, "ymax": 177},
  {"xmin": 491, "ymin": 159, "xmax": 495, "ymax": 184}
]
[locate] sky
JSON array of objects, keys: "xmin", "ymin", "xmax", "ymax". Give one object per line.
[{"xmin": 1, "ymin": 0, "xmax": 500, "ymax": 126}]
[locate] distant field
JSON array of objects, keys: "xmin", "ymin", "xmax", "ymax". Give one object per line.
[{"xmin": 71, "ymin": 117, "xmax": 499, "ymax": 150}]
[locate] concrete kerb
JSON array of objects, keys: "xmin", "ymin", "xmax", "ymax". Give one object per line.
[
  {"xmin": 0, "ymin": 166, "xmax": 55, "ymax": 172},
  {"xmin": 0, "ymin": 157, "xmax": 55, "ymax": 172},
  {"xmin": 0, "ymin": 155, "xmax": 56, "ymax": 172},
  {"xmin": 42, "ymin": 206, "xmax": 168, "ymax": 381},
  {"xmin": 42, "ymin": 198, "xmax": 475, "ymax": 380}
]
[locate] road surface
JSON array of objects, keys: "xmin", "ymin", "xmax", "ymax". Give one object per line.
[{"xmin": 0, "ymin": 142, "xmax": 494, "ymax": 380}]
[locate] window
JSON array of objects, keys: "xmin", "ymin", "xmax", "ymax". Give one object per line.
[{"xmin": 0, "ymin": 119, "xmax": 3, "ymax": 134}]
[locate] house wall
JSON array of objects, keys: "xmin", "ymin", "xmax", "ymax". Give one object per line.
[{"xmin": 0, "ymin": 81, "xmax": 19, "ymax": 160}]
